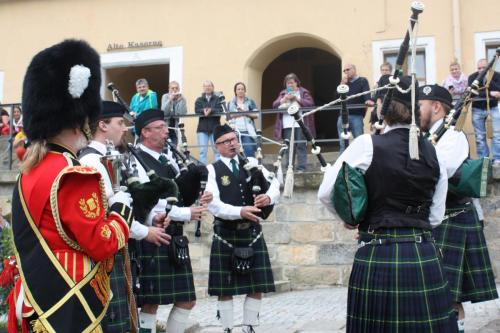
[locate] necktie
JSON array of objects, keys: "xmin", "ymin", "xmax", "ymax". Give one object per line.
[
  {"xmin": 158, "ymin": 154, "xmax": 168, "ymax": 166},
  {"xmin": 230, "ymin": 159, "xmax": 239, "ymax": 178}
]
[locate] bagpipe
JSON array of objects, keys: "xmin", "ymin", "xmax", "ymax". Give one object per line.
[
  {"xmin": 337, "ymin": 84, "xmax": 351, "ymax": 148},
  {"xmin": 220, "ymin": 93, "xmax": 275, "ymax": 219},
  {"xmin": 427, "ymin": 48, "xmax": 500, "ymax": 200},
  {"xmin": 374, "ymin": 1, "xmax": 424, "ymax": 135},
  {"xmin": 430, "ymin": 47, "xmax": 500, "ymax": 145},
  {"xmin": 287, "ymin": 102, "xmax": 330, "ymax": 171},
  {"xmin": 331, "ymin": 2, "xmax": 425, "ymax": 226},
  {"xmin": 107, "ymin": 82, "xmax": 136, "ymax": 123}
]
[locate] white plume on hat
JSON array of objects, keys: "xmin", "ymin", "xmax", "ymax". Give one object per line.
[{"xmin": 68, "ymin": 64, "xmax": 91, "ymax": 98}]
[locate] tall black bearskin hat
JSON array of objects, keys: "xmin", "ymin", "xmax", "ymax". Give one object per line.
[{"xmin": 22, "ymin": 39, "xmax": 102, "ymax": 141}]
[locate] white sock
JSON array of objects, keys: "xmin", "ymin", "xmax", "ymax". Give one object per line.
[
  {"xmin": 218, "ymin": 299, "xmax": 234, "ymax": 330},
  {"xmin": 457, "ymin": 319, "xmax": 465, "ymax": 331},
  {"xmin": 165, "ymin": 306, "xmax": 191, "ymax": 333},
  {"xmin": 243, "ymin": 296, "xmax": 261, "ymax": 326},
  {"xmin": 139, "ymin": 312, "xmax": 157, "ymax": 333}
]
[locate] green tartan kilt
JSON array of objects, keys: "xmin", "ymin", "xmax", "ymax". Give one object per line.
[
  {"xmin": 102, "ymin": 251, "xmax": 130, "ymax": 333},
  {"xmin": 208, "ymin": 223, "xmax": 275, "ymax": 296},
  {"xmin": 433, "ymin": 203, "xmax": 498, "ymax": 303},
  {"xmin": 137, "ymin": 232, "xmax": 196, "ymax": 306},
  {"xmin": 347, "ymin": 227, "xmax": 458, "ymax": 333}
]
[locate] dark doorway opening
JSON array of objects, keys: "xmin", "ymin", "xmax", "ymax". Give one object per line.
[
  {"xmin": 260, "ymin": 48, "xmax": 341, "ymax": 151},
  {"xmin": 104, "ymin": 64, "xmax": 170, "ymax": 105}
]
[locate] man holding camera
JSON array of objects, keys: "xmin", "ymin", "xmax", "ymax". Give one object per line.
[
  {"xmin": 194, "ymin": 80, "xmax": 222, "ymax": 164},
  {"xmin": 161, "ymin": 81, "xmax": 187, "ymax": 146}
]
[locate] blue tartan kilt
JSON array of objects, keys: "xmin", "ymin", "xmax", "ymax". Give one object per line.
[
  {"xmin": 433, "ymin": 203, "xmax": 498, "ymax": 303},
  {"xmin": 208, "ymin": 223, "xmax": 275, "ymax": 296},
  {"xmin": 347, "ymin": 227, "xmax": 458, "ymax": 333},
  {"xmin": 137, "ymin": 236, "xmax": 196, "ymax": 306},
  {"xmin": 102, "ymin": 251, "xmax": 130, "ymax": 333}
]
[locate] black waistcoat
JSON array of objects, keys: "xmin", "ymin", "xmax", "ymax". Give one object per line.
[
  {"xmin": 213, "ymin": 157, "xmax": 254, "ymax": 222},
  {"xmin": 363, "ymin": 128, "xmax": 440, "ymax": 230},
  {"xmin": 137, "ymin": 149, "xmax": 177, "ymax": 179}
]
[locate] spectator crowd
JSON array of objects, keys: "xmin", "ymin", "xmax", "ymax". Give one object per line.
[{"xmin": 2, "ymin": 59, "xmax": 500, "ymax": 168}]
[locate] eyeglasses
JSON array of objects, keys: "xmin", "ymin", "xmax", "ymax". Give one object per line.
[
  {"xmin": 343, "ymin": 68, "xmax": 352, "ymax": 72},
  {"xmin": 145, "ymin": 124, "xmax": 167, "ymax": 131},
  {"xmin": 216, "ymin": 137, "xmax": 238, "ymax": 146}
]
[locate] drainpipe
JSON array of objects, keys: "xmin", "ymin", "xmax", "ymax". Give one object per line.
[{"xmin": 452, "ymin": 0, "xmax": 462, "ymax": 63}]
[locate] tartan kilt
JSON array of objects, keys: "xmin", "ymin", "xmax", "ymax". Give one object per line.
[
  {"xmin": 433, "ymin": 203, "xmax": 498, "ymax": 303},
  {"xmin": 137, "ymin": 226, "xmax": 196, "ymax": 306},
  {"xmin": 347, "ymin": 227, "xmax": 458, "ymax": 333},
  {"xmin": 102, "ymin": 251, "xmax": 130, "ymax": 333},
  {"xmin": 208, "ymin": 223, "xmax": 275, "ymax": 296}
]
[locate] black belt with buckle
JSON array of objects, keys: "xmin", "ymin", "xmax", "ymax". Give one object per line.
[
  {"xmin": 358, "ymin": 233, "xmax": 433, "ymax": 248},
  {"xmin": 214, "ymin": 219, "xmax": 252, "ymax": 230}
]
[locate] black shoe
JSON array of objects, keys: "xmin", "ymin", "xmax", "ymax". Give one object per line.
[
  {"xmin": 224, "ymin": 329, "xmax": 232, "ymax": 333},
  {"xmin": 243, "ymin": 325, "xmax": 256, "ymax": 333}
]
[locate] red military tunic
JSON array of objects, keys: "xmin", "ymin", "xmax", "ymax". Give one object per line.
[{"xmin": 11, "ymin": 144, "xmax": 132, "ymax": 331}]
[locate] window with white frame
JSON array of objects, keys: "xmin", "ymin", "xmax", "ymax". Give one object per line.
[
  {"xmin": 383, "ymin": 49, "xmax": 427, "ymax": 85},
  {"xmin": 474, "ymin": 31, "xmax": 500, "ymax": 72},
  {"xmin": 372, "ymin": 37, "xmax": 436, "ymax": 85},
  {"xmin": 486, "ymin": 44, "xmax": 500, "ymax": 71}
]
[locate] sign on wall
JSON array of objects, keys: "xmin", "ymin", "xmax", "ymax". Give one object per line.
[{"xmin": 107, "ymin": 41, "xmax": 163, "ymax": 52}]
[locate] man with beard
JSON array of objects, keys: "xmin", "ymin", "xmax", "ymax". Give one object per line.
[{"xmin": 419, "ymin": 84, "xmax": 498, "ymax": 332}]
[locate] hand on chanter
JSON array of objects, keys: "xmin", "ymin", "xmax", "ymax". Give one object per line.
[
  {"xmin": 145, "ymin": 226, "xmax": 171, "ymax": 246},
  {"xmin": 190, "ymin": 205, "xmax": 207, "ymax": 221},
  {"xmin": 253, "ymin": 194, "xmax": 270, "ymax": 208},
  {"xmin": 153, "ymin": 212, "xmax": 171, "ymax": 229},
  {"xmin": 199, "ymin": 191, "xmax": 213, "ymax": 205},
  {"xmin": 241, "ymin": 206, "xmax": 261, "ymax": 223}
]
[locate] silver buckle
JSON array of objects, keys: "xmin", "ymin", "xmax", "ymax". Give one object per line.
[
  {"xmin": 415, "ymin": 235, "xmax": 422, "ymax": 243},
  {"xmin": 369, "ymin": 238, "xmax": 383, "ymax": 246},
  {"xmin": 359, "ymin": 241, "xmax": 366, "ymax": 248},
  {"xmin": 367, "ymin": 225, "xmax": 375, "ymax": 234}
]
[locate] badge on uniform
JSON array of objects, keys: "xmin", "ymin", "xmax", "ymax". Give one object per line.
[
  {"xmin": 79, "ymin": 192, "xmax": 100, "ymax": 219},
  {"xmin": 221, "ymin": 175, "xmax": 231, "ymax": 186}
]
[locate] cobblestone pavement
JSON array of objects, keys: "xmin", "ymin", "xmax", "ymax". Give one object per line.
[{"xmin": 158, "ymin": 285, "xmax": 500, "ymax": 333}]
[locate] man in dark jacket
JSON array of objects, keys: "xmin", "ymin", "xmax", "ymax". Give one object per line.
[
  {"xmin": 195, "ymin": 80, "xmax": 222, "ymax": 164},
  {"xmin": 336, "ymin": 63, "xmax": 374, "ymax": 152},
  {"xmin": 468, "ymin": 58, "xmax": 500, "ymax": 165}
]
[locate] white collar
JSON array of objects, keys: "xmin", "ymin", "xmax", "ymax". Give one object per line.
[
  {"xmin": 384, "ymin": 123, "xmax": 411, "ymax": 133},
  {"xmin": 88, "ymin": 140, "xmax": 107, "ymax": 155},
  {"xmin": 138, "ymin": 143, "xmax": 162, "ymax": 160},
  {"xmin": 429, "ymin": 118, "xmax": 444, "ymax": 135},
  {"xmin": 219, "ymin": 154, "xmax": 239, "ymax": 169}
]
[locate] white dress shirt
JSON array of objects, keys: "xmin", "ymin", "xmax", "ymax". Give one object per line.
[
  {"xmin": 317, "ymin": 124, "xmax": 448, "ymax": 228},
  {"xmin": 430, "ymin": 119, "xmax": 469, "ymax": 179},
  {"xmin": 79, "ymin": 140, "xmax": 149, "ymax": 240},
  {"xmin": 135, "ymin": 144, "xmax": 191, "ymax": 225},
  {"xmin": 206, "ymin": 155, "xmax": 280, "ymax": 220}
]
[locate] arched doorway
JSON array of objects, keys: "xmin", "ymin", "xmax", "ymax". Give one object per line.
[
  {"xmin": 244, "ymin": 34, "xmax": 342, "ymax": 153},
  {"xmin": 261, "ymin": 48, "xmax": 341, "ymax": 149}
]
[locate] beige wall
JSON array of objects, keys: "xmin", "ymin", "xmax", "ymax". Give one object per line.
[{"xmin": 0, "ymin": 0, "xmax": 498, "ymax": 156}]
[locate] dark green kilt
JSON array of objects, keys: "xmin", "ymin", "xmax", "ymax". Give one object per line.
[
  {"xmin": 137, "ymin": 224, "xmax": 196, "ymax": 306},
  {"xmin": 102, "ymin": 251, "xmax": 130, "ymax": 333},
  {"xmin": 208, "ymin": 223, "xmax": 275, "ymax": 296},
  {"xmin": 347, "ymin": 228, "xmax": 458, "ymax": 333},
  {"xmin": 433, "ymin": 203, "xmax": 498, "ymax": 303}
]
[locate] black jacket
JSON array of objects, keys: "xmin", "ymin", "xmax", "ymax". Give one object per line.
[
  {"xmin": 468, "ymin": 71, "xmax": 500, "ymax": 109},
  {"xmin": 194, "ymin": 94, "xmax": 223, "ymax": 133}
]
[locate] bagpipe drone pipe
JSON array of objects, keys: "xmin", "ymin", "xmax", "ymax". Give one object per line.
[{"xmin": 374, "ymin": 1, "xmax": 424, "ymax": 134}]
